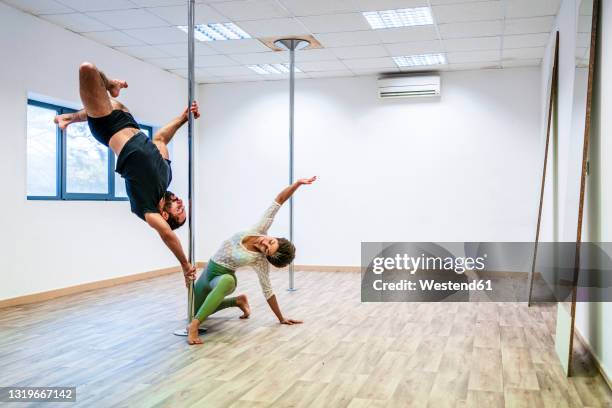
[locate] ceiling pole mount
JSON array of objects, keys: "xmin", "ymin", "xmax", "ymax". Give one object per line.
[{"xmin": 273, "ymin": 38, "xmax": 311, "ymax": 51}]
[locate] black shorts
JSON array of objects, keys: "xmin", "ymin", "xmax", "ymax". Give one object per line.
[
  {"xmin": 116, "ymin": 132, "xmax": 172, "ymax": 220},
  {"xmin": 87, "ymin": 109, "xmax": 140, "ymax": 146}
]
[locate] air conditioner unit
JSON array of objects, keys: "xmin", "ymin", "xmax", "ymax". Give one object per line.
[{"xmin": 378, "ymin": 74, "xmax": 441, "ymax": 99}]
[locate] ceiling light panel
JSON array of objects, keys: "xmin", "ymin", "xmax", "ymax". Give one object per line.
[
  {"xmin": 178, "ymin": 23, "xmax": 251, "ymax": 41},
  {"xmin": 248, "ymin": 64, "xmax": 303, "ymax": 74},
  {"xmin": 393, "ymin": 53, "xmax": 446, "ymax": 67},
  {"xmin": 363, "ymin": 7, "xmax": 434, "ymax": 30}
]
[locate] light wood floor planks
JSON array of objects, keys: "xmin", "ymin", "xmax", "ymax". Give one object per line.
[{"xmin": 0, "ymin": 270, "xmax": 610, "ymax": 408}]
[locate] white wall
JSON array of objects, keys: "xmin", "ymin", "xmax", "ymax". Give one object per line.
[
  {"xmin": 197, "ymin": 68, "xmax": 542, "ymax": 267},
  {"xmin": 0, "ymin": 2, "xmax": 192, "ymax": 301}
]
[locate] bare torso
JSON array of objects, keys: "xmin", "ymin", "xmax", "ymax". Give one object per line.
[
  {"xmin": 108, "ymin": 126, "xmax": 140, "ymax": 156},
  {"xmin": 108, "ymin": 101, "xmax": 167, "ymax": 160}
]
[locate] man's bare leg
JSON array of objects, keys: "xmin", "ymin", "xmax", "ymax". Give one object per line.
[
  {"xmin": 78, "ymin": 62, "xmax": 127, "ymax": 118},
  {"xmin": 55, "ymin": 99, "xmax": 129, "ymax": 130},
  {"xmin": 54, "ymin": 110, "xmax": 87, "ymax": 130}
]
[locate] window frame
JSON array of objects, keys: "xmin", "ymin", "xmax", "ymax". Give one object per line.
[
  {"xmin": 26, "ymin": 100, "xmax": 63, "ymax": 201},
  {"xmin": 26, "ymin": 99, "xmax": 153, "ymax": 201}
]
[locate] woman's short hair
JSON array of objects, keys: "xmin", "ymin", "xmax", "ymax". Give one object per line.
[{"xmin": 267, "ymin": 238, "xmax": 296, "ymax": 268}]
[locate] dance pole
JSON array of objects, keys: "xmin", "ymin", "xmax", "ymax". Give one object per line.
[
  {"xmin": 175, "ymin": 0, "xmax": 204, "ymax": 336},
  {"xmin": 186, "ymin": 0, "xmax": 196, "ymax": 322},
  {"xmin": 274, "ymin": 38, "xmax": 310, "ymax": 291}
]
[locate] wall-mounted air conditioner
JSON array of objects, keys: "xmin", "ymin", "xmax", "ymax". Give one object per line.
[{"xmin": 378, "ymin": 74, "xmax": 441, "ymax": 99}]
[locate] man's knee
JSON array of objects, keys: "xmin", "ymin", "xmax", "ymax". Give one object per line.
[
  {"xmin": 111, "ymin": 99, "xmax": 128, "ymax": 112},
  {"xmin": 79, "ymin": 62, "xmax": 98, "ymax": 78}
]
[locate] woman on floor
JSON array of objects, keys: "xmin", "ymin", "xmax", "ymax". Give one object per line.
[{"xmin": 188, "ymin": 176, "xmax": 317, "ymax": 345}]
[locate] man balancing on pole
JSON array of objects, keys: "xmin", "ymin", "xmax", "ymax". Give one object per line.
[{"xmin": 54, "ymin": 62, "xmax": 198, "ymax": 285}]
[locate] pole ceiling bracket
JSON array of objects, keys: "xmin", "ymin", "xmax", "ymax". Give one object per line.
[{"xmin": 260, "ymin": 35, "xmax": 322, "ymax": 51}]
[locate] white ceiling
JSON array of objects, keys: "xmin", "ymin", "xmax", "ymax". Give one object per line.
[{"xmin": 4, "ymin": 0, "xmax": 561, "ymax": 84}]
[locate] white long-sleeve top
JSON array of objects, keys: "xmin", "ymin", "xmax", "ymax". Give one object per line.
[{"xmin": 210, "ymin": 201, "xmax": 281, "ymax": 299}]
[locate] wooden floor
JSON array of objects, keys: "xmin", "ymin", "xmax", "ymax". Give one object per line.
[{"xmin": 0, "ymin": 270, "xmax": 610, "ymax": 408}]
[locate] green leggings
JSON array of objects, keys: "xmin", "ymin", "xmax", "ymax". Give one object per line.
[{"xmin": 193, "ymin": 261, "xmax": 238, "ymax": 322}]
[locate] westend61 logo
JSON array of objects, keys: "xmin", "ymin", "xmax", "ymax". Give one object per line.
[
  {"xmin": 362, "ymin": 243, "xmax": 495, "ymax": 302},
  {"xmin": 371, "ymin": 253, "xmax": 487, "ymax": 275},
  {"xmin": 369, "ymin": 253, "xmax": 491, "ymax": 295},
  {"xmin": 361, "ymin": 242, "xmax": 612, "ymax": 303}
]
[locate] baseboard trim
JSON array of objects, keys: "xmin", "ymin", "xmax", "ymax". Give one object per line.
[
  {"xmin": 0, "ymin": 262, "xmax": 358, "ymax": 309},
  {"xmin": 574, "ymin": 327, "xmax": 612, "ymax": 390},
  {"xmin": 293, "ymin": 265, "xmax": 361, "ymax": 273},
  {"xmin": 0, "ymin": 265, "xmax": 545, "ymax": 309},
  {"xmin": 0, "ymin": 261, "xmax": 206, "ymax": 309}
]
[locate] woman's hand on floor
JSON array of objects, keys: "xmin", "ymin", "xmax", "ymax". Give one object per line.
[{"xmin": 280, "ymin": 318, "xmax": 303, "ymax": 325}]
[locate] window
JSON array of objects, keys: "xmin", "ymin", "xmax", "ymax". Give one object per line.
[
  {"xmin": 27, "ymin": 99, "xmax": 153, "ymax": 201},
  {"xmin": 27, "ymin": 104, "xmax": 59, "ymax": 197},
  {"xmin": 65, "ymin": 121, "xmax": 109, "ymax": 197}
]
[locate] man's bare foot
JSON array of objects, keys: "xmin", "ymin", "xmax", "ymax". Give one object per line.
[
  {"xmin": 187, "ymin": 319, "xmax": 203, "ymax": 345},
  {"xmin": 107, "ymin": 79, "xmax": 128, "ymax": 97},
  {"xmin": 236, "ymin": 294, "xmax": 251, "ymax": 319},
  {"xmin": 54, "ymin": 114, "xmax": 73, "ymax": 130}
]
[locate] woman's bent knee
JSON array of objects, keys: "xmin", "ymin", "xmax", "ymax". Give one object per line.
[{"xmin": 217, "ymin": 274, "xmax": 236, "ymax": 291}]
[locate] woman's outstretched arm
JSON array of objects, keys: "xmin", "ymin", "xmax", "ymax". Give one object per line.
[
  {"xmin": 266, "ymin": 295, "xmax": 302, "ymax": 325},
  {"xmin": 254, "ymin": 260, "xmax": 301, "ymax": 324},
  {"xmin": 275, "ymin": 176, "xmax": 317, "ymax": 205}
]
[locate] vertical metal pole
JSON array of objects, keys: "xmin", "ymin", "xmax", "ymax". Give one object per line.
[
  {"xmin": 275, "ymin": 38, "xmax": 308, "ymax": 292},
  {"xmin": 187, "ymin": 0, "xmax": 196, "ymax": 321},
  {"xmin": 288, "ymin": 41, "xmax": 296, "ymax": 291}
]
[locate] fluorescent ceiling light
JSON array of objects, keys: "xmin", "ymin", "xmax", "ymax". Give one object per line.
[
  {"xmin": 393, "ymin": 54, "xmax": 446, "ymax": 67},
  {"xmin": 177, "ymin": 23, "xmax": 251, "ymax": 41},
  {"xmin": 248, "ymin": 64, "xmax": 303, "ymax": 75},
  {"xmin": 363, "ymin": 7, "xmax": 433, "ymax": 29}
]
